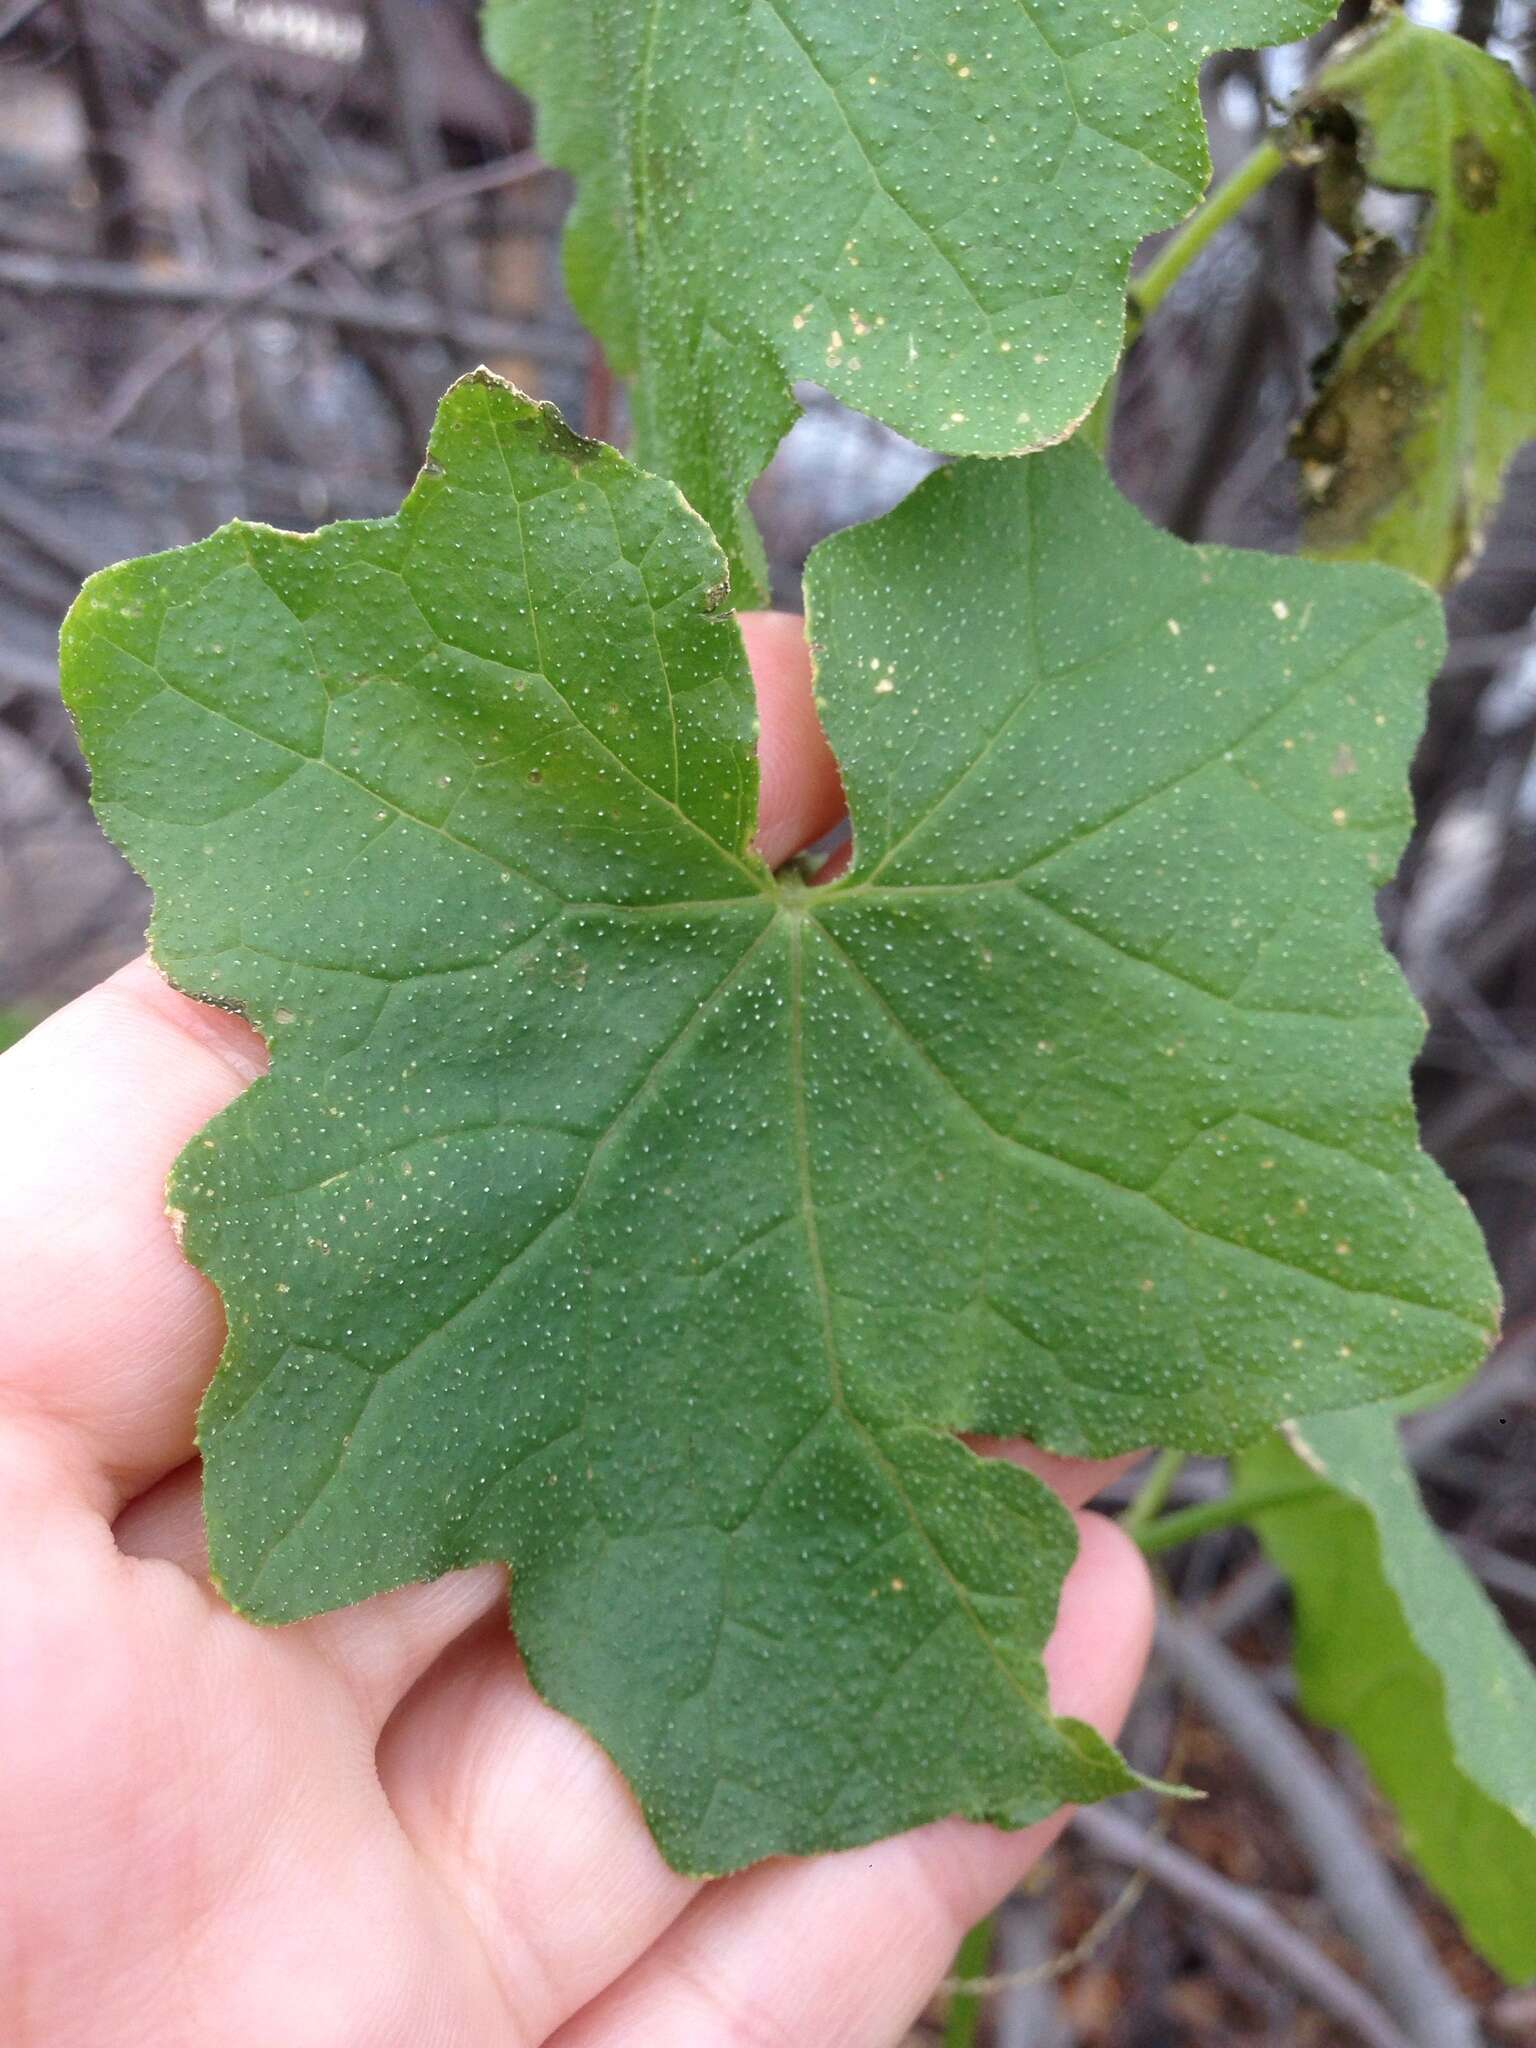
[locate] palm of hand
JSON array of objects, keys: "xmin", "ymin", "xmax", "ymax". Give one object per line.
[{"xmin": 1, "ymin": 617, "xmax": 1149, "ymax": 2048}]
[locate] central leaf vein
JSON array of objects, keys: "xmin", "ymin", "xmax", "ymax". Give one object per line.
[{"xmin": 787, "ymin": 915, "xmax": 1063, "ymax": 1724}]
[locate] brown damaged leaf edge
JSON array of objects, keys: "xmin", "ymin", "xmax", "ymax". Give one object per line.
[
  {"xmin": 1294, "ymin": 330, "xmax": 1433, "ymax": 556},
  {"xmin": 1288, "ymin": 13, "xmax": 1536, "ymax": 585}
]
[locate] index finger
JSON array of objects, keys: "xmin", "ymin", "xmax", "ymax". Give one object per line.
[{"xmin": 0, "ymin": 957, "xmax": 263, "ymax": 1512}]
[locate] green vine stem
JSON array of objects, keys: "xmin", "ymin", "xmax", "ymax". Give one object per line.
[
  {"xmin": 1120, "ymin": 1449, "xmax": 1188, "ymax": 1538},
  {"xmin": 1085, "ymin": 132, "xmax": 1289, "ymax": 454},
  {"xmin": 942, "ymin": 1913, "xmax": 995, "ymax": 2048},
  {"xmin": 1134, "ymin": 1481, "xmax": 1320, "ymax": 1556},
  {"xmin": 1127, "ymin": 135, "xmax": 1289, "ymax": 339}
]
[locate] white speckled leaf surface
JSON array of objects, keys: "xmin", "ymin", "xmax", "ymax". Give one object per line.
[
  {"xmin": 485, "ymin": 0, "xmax": 1336, "ymax": 590},
  {"xmin": 61, "ymin": 376, "xmax": 1494, "ymax": 1872}
]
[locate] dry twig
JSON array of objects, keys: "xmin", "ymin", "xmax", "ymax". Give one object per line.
[
  {"xmin": 1157, "ymin": 1610, "xmax": 1486, "ymax": 2048},
  {"xmin": 90, "ymin": 149, "xmax": 551, "ymax": 437},
  {"xmin": 1075, "ymin": 1806, "xmax": 1418, "ymax": 2048}
]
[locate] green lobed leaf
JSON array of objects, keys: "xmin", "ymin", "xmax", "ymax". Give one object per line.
[
  {"xmin": 484, "ymin": 0, "xmax": 1335, "ymax": 594},
  {"xmin": 1292, "ymin": 14, "xmax": 1536, "ymax": 587},
  {"xmin": 62, "ymin": 374, "xmax": 1494, "ymax": 1873},
  {"xmin": 1240, "ymin": 1407, "xmax": 1536, "ymax": 1981},
  {"xmin": 0, "ymin": 1009, "xmax": 40, "ymax": 1053}
]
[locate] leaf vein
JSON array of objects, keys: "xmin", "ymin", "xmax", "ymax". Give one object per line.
[{"xmin": 812, "ymin": 919, "xmax": 1479, "ymax": 1328}]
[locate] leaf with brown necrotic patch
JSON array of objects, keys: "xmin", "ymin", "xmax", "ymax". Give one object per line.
[{"xmin": 1292, "ymin": 14, "xmax": 1536, "ymax": 587}]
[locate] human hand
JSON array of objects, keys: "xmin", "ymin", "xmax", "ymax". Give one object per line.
[{"xmin": 0, "ymin": 613, "xmax": 1151, "ymax": 2048}]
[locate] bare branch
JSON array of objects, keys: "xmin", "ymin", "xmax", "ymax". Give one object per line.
[
  {"xmin": 1156, "ymin": 1610, "xmax": 1487, "ymax": 2048},
  {"xmin": 1406, "ymin": 1331, "xmax": 1536, "ymax": 1463},
  {"xmin": 0, "ymin": 0, "xmax": 51, "ymax": 38},
  {"xmin": 1075, "ymin": 1807, "xmax": 1418, "ymax": 2048},
  {"xmin": 0, "ymin": 477, "xmax": 106, "ymax": 583},
  {"xmin": 0, "ymin": 423, "xmax": 402, "ymax": 508},
  {"xmin": 0, "ymin": 251, "xmax": 581, "ymax": 366},
  {"xmin": 88, "ymin": 149, "xmax": 553, "ymax": 436},
  {"xmin": 1458, "ymin": 1535, "xmax": 1536, "ymax": 1610},
  {"xmin": 0, "ymin": 652, "xmax": 61, "ymax": 694}
]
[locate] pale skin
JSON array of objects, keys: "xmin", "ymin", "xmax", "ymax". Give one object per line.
[{"xmin": 0, "ymin": 614, "xmax": 1152, "ymax": 2048}]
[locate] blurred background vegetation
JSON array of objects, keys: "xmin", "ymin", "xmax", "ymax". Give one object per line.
[{"xmin": 2, "ymin": 2, "xmax": 1535, "ymax": 2042}]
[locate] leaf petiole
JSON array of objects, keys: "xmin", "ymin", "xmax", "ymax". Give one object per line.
[
  {"xmin": 1087, "ymin": 133, "xmax": 1290, "ymax": 453},
  {"xmin": 1127, "ymin": 135, "xmax": 1290, "ymax": 341},
  {"xmin": 1134, "ymin": 1481, "xmax": 1322, "ymax": 1556},
  {"xmin": 1120, "ymin": 1449, "xmax": 1188, "ymax": 1538},
  {"xmin": 942, "ymin": 1912, "xmax": 995, "ymax": 2048}
]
